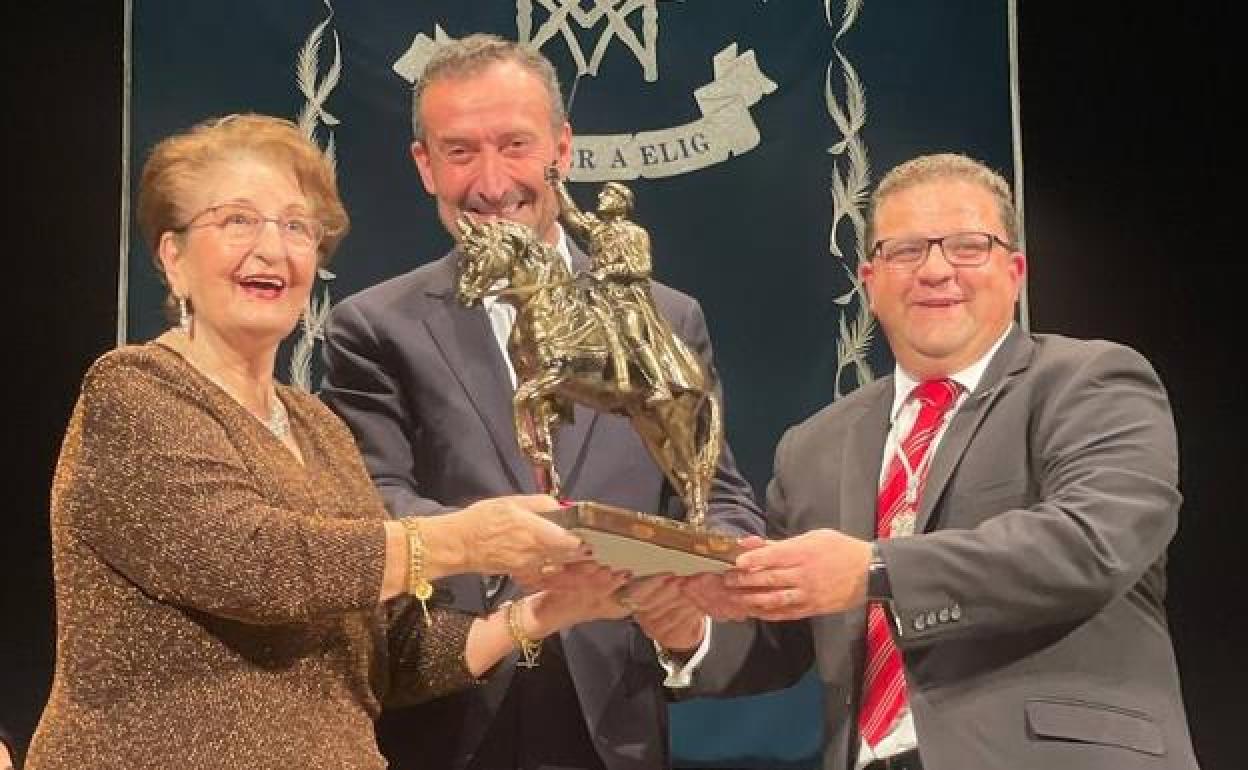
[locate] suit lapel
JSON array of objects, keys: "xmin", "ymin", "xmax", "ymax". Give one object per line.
[
  {"xmin": 841, "ymin": 380, "xmax": 894, "ymax": 644},
  {"xmin": 842, "ymin": 380, "xmax": 893, "ymax": 541},
  {"xmin": 915, "ymin": 327, "xmax": 1034, "ymax": 533},
  {"xmin": 421, "ymin": 252, "xmax": 534, "ymax": 491}
]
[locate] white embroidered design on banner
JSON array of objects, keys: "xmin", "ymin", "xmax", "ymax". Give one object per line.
[
  {"xmin": 825, "ymin": 0, "xmax": 877, "ymax": 397},
  {"xmin": 565, "ymin": 45, "xmax": 775, "ymax": 181},
  {"xmin": 290, "ymin": 0, "xmax": 340, "ymax": 392},
  {"xmin": 516, "ymin": 0, "xmax": 660, "ymax": 82}
]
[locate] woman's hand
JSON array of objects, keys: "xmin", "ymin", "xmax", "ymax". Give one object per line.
[
  {"xmin": 422, "ymin": 495, "xmax": 587, "ymax": 578},
  {"xmin": 518, "ymin": 562, "xmax": 633, "ymax": 638},
  {"xmin": 462, "ymin": 562, "xmax": 629, "ymax": 677}
]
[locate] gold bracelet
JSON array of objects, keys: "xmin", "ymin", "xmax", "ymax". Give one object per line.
[
  {"xmin": 503, "ymin": 599, "xmax": 543, "ymax": 668},
  {"xmin": 401, "ymin": 518, "xmax": 434, "ymax": 626}
]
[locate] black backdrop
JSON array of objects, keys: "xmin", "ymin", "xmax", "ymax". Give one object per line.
[{"xmin": 5, "ymin": 3, "xmax": 1241, "ymax": 768}]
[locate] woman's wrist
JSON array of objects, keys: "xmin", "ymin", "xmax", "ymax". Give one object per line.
[
  {"xmin": 414, "ymin": 513, "xmax": 470, "ymax": 579},
  {"xmin": 399, "ymin": 518, "xmax": 435, "ymax": 625},
  {"xmin": 380, "ymin": 521, "xmax": 410, "ymax": 602},
  {"xmin": 504, "ymin": 597, "xmax": 544, "ymax": 668},
  {"xmin": 516, "ymin": 593, "xmax": 554, "ymax": 640}
]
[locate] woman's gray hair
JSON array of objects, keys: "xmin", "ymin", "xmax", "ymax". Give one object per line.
[{"xmin": 411, "ymin": 34, "xmax": 567, "ymax": 141}]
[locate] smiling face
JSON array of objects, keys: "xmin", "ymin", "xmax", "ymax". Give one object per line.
[
  {"xmin": 860, "ymin": 178, "xmax": 1026, "ymax": 379},
  {"xmin": 411, "ymin": 60, "xmax": 572, "ymax": 246},
  {"xmin": 158, "ymin": 155, "xmax": 317, "ymax": 356}
]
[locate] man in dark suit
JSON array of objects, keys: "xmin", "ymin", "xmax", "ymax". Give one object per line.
[
  {"xmin": 321, "ymin": 34, "xmax": 760, "ymax": 770},
  {"xmin": 683, "ymin": 153, "xmax": 1199, "ymax": 770}
]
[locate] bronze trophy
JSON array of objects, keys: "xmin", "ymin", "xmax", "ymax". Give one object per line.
[{"xmin": 453, "ymin": 173, "xmax": 742, "ymax": 576}]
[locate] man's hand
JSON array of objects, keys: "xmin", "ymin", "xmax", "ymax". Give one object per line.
[
  {"xmin": 619, "ymin": 575, "xmax": 707, "ymax": 655},
  {"xmin": 680, "ymin": 572, "xmax": 754, "ymax": 622},
  {"xmin": 720, "ymin": 530, "xmax": 873, "ymax": 621}
]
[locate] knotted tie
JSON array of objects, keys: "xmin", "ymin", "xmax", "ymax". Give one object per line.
[{"xmin": 858, "ymin": 378, "xmax": 960, "ymax": 746}]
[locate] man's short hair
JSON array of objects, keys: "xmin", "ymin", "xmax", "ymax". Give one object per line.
[
  {"xmin": 866, "ymin": 153, "xmax": 1019, "ymax": 249},
  {"xmin": 411, "ymin": 33, "xmax": 567, "ymax": 141}
]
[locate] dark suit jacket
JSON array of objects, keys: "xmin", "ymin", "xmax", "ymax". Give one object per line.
[
  {"xmin": 321, "ymin": 243, "xmax": 761, "ymax": 770},
  {"xmin": 693, "ymin": 328, "xmax": 1199, "ymax": 770}
]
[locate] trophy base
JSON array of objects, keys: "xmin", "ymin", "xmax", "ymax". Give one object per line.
[{"xmin": 544, "ymin": 502, "xmax": 743, "ymax": 576}]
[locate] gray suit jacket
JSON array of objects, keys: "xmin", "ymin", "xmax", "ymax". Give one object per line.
[
  {"xmin": 693, "ymin": 328, "xmax": 1199, "ymax": 770},
  {"xmin": 321, "ymin": 244, "xmax": 761, "ymax": 770}
]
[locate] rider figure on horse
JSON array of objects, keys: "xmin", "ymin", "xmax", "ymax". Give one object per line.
[{"xmin": 553, "ymin": 175, "xmax": 698, "ymax": 406}]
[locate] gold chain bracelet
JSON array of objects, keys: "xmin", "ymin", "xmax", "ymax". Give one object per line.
[
  {"xmin": 503, "ymin": 599, "xmax": 543, "ymax": 668},
  {"xmin": 401, "ymin": 518, "xmax": 434, "ymax": 626}
]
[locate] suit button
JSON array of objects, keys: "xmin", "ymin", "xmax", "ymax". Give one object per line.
[
  {"xmin": 950, "ymin": 604, "xmax": 962, "ymax": 621},
  {"xmin": 913, "ymin": 616, "xmax": 926, "ymax": 632},
  {"xmin": 938, "ymin": 608, "xmax": 950, "ymax": 623}
]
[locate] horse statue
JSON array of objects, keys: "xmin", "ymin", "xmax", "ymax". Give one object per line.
[{"xmin": 454, "ymin": 215, "xmax": 722, "ymax": 530}]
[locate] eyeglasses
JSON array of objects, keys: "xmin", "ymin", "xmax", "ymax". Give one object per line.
[
  {"xmin": 871, "ymin": 231, "xmax": 1014, "ymax": 270},
  {"xmin": 176, "ymin": 203, "xmax": 325, "ymax": 254}
]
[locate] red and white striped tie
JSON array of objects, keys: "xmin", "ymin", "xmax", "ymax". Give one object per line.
[{"xmin": 858, "ymin": 378, "xmax": 959, "ymax": 746}]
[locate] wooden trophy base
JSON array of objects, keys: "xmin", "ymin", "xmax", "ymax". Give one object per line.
[{"xmin": 544, "ymin": 502, "xmax": 743, "ymax": 576}]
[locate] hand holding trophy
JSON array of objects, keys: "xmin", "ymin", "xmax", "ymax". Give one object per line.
[{"xmin": 452, "ymin": 169, "xmax": 741, "ymax": 576}]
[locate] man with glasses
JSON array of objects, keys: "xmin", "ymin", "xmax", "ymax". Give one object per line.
[{"xmin": 683, "ymin": 153, "xmax": 1199, "ymax": 770}]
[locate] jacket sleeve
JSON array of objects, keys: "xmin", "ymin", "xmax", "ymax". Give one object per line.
[
  {"xmin": 884, "ymin": 342, "xmax": 1182, "ymax": 648},
  {"xmin": 379, "ymin": 598, "xmax": 482, "ymax": 707},
  {"xmin": 671, "ymin": 297, "xmax": 766, "ymax": 538},
  {"xmin": 687, "ymin": 426, "xmax": 815, "ymax": 698},
  {"xmin": 321, "ymin": 298, "xmax": 457, "ymax": 518}
]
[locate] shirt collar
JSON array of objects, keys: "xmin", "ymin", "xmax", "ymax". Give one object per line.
[{"xmin": 889, "ymin": 324, "xmax": 1014, "ymax": 423}]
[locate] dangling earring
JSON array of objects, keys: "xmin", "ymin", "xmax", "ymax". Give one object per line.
[{"xmin": 177, "ymin": 296, "xmax": 192, "ymax": 334}]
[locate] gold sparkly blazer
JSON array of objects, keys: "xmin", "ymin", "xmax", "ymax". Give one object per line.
[{"xmin": 27, "ymin": 342, "xmax": 477, "ymax": 770}]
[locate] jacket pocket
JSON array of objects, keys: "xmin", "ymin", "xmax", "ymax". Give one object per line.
[{"xmin": 1025, "ymin": 697, "xmax": 1165, "ymax": 756}]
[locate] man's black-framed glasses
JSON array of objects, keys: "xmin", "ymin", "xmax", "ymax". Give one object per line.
[
  {"xmin": 871, "ymin": 231, "xmax": 1014, "ymax": 270},
  {"xmin": 175, "ymin": 203, "xmax": 325, "ymax": 255}
]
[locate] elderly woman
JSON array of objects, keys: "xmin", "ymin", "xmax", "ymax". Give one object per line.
[{"xmin": 26, "ymin": 114, "xmax": 625, "ymax": 770}]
